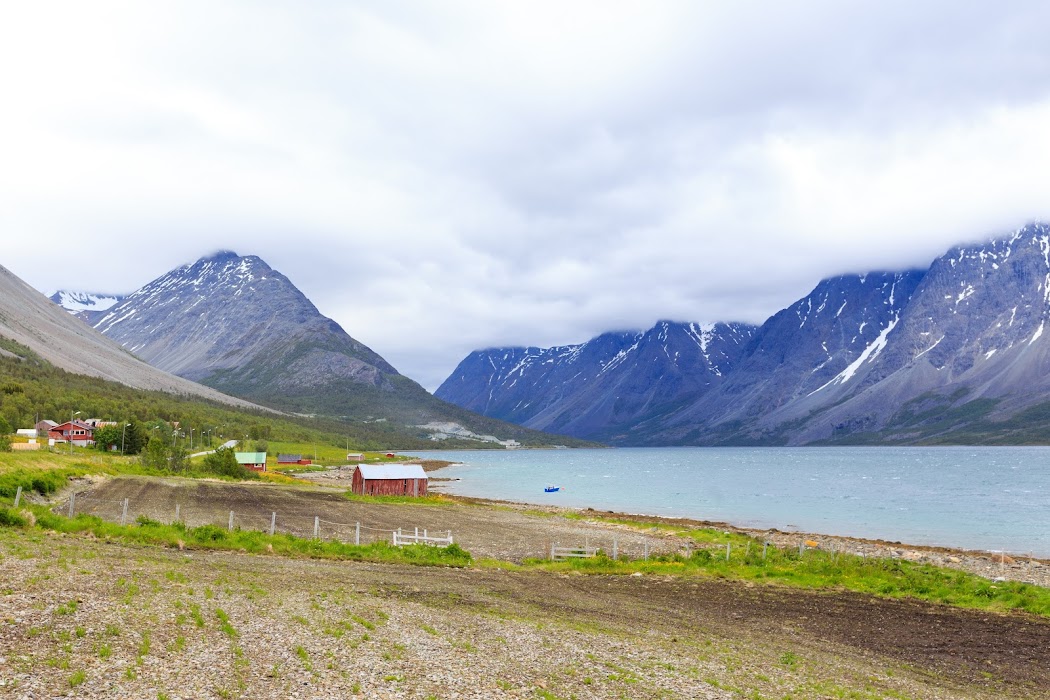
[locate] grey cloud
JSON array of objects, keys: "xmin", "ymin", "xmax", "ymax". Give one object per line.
[{"xmin": 4, "ymin": 2, "xmax": 1050, "ymax": 391}]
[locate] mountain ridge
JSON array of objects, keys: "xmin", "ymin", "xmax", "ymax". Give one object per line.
[
  {"xmin": 66, "ymin": 251, "xmax": 588, "ymax": 446},
  {"xmin": 439, "ymin": 222, "xmax": 1050, "ymax": 445}
]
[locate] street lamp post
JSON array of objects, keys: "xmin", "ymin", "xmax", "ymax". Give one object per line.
[
  {"xmin": 120, "ymin": 423, "xmax": 131, "ymax": 456},
  {"xmin": 69, "ymin": 410, "xmax": 80, "ymax": 455},
  {"xmin": 190, "ymin": 428, "xmax": 194, "ymax": 451}
]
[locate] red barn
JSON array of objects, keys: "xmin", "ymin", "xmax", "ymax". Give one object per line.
[{"xmin": 351, "ymin": 464, "xmax": 428, "ymax": 497}]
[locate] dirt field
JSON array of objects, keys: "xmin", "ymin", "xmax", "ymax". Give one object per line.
[
  {"xmin": 2, "ymin": 526, "xmax": 1049, "ymax": 699},
  {"xmin": 70, "ymin": 476, "xmax": 684, "ymax": 561},
  {"xmin": 4, "ymin": 474, "xmax": 1047, "ymax": 698}
]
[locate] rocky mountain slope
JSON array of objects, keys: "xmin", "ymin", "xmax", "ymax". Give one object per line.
[
  {"xmin": 439, "ymin": 222, "xmax": 1050, "ymax": 445},
  {"xmin": 437, "ymin": 321, "xmax": 756, "ymax": 442},
  {"xmin": 75, "ymin": 251, "xmax": 582, "ymax": 445},
  {"xmin": 0, "ymin": 264, "xmax": 258, "ymax": 408}
]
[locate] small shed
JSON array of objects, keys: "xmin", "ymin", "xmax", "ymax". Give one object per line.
[
  {"xmin": 235, "ymin": 452, "xmax": 267, "ymax": 471},
  {"xmin": 352, "ymin": 463, "xmax": 428, "ymax": 497},
  {"xmin": 35, "ymin": 420, "xmax": 58, "ymax": 435},
  {"xmin": 346, "ymin": 453, "xmax": 363, "ymax": 462},
  {"xmin": 277, "ymin": 453, "xmax": 302, "ymax": 464}
]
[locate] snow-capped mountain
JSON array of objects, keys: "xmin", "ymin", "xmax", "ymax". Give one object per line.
[
  {"xmin": 436, "ymin": 321, "xmax": 756, "ymax": 441},
  {"xmin": 440, "ymin": 222, "xmax": 1050, "ymax": 445},
  {"xmin": 49, "ymin": 290, "xmax": 126, "ymax": 325},
  {"xmin": 85, "ymin": 251, "xmax": 570, "ymax": 444}
]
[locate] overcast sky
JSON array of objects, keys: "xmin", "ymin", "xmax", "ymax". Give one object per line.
[{"xmin": 3, "ymin": 2, "xmax": 1050, "ymax": 390}]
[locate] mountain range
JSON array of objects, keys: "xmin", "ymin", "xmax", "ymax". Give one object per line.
[
  {"xmin": 53, "ymin": 251, "xmax": 583, "ymax": 447},
  {"xmin": 437, "ymin": 222, "xmax": 1050, "ymax": 445}
]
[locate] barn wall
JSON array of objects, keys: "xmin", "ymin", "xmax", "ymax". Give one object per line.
[{"xmin": 360, "ymin": 478, "xmax": 428, "ymax": 497}]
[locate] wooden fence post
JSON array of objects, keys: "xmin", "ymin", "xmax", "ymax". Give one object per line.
[
  {"xmin": 355, "ymin": 522, "xmax": 360, "ymax": 545},
  {"xmin": 799, "ymin": 540, "xmax": 805, "ymax": 557},
  {"xmin": 228, "ymin": 511, "xmax": 234, "ymax": 531},
  {"xmin": 725, "ymin": 543, "xmax": 731, "ymax": 561},
  {"xmin": 13, "ymin": 486, "xmax": 21, "ymax": 507},
  {"xmin": 175, "ymin": 503, "xmax": 180, "ymax": 523},
  {"xmin": 314, "ymin": 516, "xmax": 319, "ymax": 539},
  {"xmin": 644, "ymin": 541, "xmax": 649, "ymax": 561},
  {"xmin": 120, "ymin": 498, "xmax": 128, "ymax": 527},
  {"xmin": 763, "ymin": 541, "xmax": 769, "ymax": 560},
  {"xmin": 269, "ymin": 512, "xmax": 276, "ymax": 536},
  {"xmin": 68, "ymin": 492, "xmax": 76, "ymax": 518},
  {"xmin": 612, "ymin": 538, "xmax": 618, "ymax": 560}
]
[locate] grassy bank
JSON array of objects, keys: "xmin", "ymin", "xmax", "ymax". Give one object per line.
[{"xmin": 0, "ymin": 504, "xmax": 472, "ymax": 568}]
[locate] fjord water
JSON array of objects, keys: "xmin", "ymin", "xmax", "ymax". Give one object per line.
[{"xmin": 407, "ymin": 447, "xmax": 1050, "ymax": 557}]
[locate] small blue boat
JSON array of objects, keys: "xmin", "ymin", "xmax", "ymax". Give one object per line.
[{"xmin": 544, "ymin": 485, "xmax": 560, "ymax": 493}]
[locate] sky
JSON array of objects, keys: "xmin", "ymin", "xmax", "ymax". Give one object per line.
[{"xmin": 3, "ymin": 1, "xmax": 1050, "ymax": 391}]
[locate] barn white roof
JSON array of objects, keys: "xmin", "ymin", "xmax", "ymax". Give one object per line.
[{"xmin": 356, "ymin": 463, "xmax": 427, "ymax": 480}]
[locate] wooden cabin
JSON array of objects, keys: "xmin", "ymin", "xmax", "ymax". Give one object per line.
[
  {"xmin": 351, "ymin": 463, "xmax": 428, "ymax": 497},
  {"xmin": 277, "ymin": 453, "xmax": 311, "ymax": 465}
]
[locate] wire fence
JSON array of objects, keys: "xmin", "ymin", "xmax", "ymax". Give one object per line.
[
  {"xmin": 32, "ymin": 490, "xmax": 835, "ymax": 563},
  {"xmin": 58, "ymin": 491, "xmax": 447, "ymax": 547}
]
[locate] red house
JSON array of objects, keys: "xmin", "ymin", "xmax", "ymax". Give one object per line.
[
  {"xmin": 48, "ymin": 420, "xmax": 96, "ymax": 447},
  {"xmin": 352, "ymin": 464, "xmax": 428, "ymax": 497}
]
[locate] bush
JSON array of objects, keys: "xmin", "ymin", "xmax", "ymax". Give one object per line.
[
  {"xmin": 0, "ymin": 435, "xmax": 10, "ymax": 452},
  {"xmin": 192, "ymin": 524, "xmax": 228, "ymax": 542},
  {"xmin": 0, "ymin": 506, "xmax": 27, "ymax": 527}
]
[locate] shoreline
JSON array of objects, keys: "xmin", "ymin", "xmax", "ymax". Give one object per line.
[
  {"xmin": 437, "ymin": 493, "xmax": 1050, "ymax": 586},
  {"xmin": 419, "ymin": 457, "xmax": 1050, "ymax": 563},
  {"xmin": 412, "ymin": 455, "xmax": 1050, "ymax": 586}
]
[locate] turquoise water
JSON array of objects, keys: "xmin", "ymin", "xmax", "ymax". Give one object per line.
[{"xmin": 406, "ymin": 447, "xmax": 1050, "ymax": 556}]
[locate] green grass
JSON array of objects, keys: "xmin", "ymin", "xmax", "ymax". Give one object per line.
[
  {"xmin": 343, "ymin": 491, "xmax": 452, "ymax": 506},
  {"xmin": 510, "ymin": 537, "xmax": 1050, "ymax": 617},
  {"xmin": 0, "ymin": 504, "xmax": 472, "ymax": 568}
]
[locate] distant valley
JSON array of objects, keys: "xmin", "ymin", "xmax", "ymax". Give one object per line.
[{"xmin": 438, "ymin": 222, "xmax": 1050, "ymax": 446}]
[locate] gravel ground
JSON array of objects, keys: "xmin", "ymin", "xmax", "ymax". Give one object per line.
[{"xmin": 3, "ymin": 525, "xmax": 1048, "ymax": 700}]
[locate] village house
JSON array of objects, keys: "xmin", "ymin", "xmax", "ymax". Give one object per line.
[
  {"xmin": 48, "ymin": 420, "xmax": 96, "ymax": 447},
  {"xmin": 34, "ymin": 419, "xmax": 58, "ymax": 436},
  {"xmin": 351, "ymin": 463, "xmax": 428, "ymax": 497}
]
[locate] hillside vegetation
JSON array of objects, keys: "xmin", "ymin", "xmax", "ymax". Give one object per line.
[{"xmin": 0, "ymin": 336, "xmax": 583, "ymax": 450}]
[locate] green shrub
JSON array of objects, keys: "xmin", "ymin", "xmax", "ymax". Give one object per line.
[{"xmin": 0, "ymin": 507, "xmax": 27, "ymax": 527}]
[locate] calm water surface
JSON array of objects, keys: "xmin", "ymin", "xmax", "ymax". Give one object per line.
[{"xmin": 405, "ymin": 447, "xmax": 1050, "ymax": 556}]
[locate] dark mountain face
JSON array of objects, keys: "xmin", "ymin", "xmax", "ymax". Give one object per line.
[
  {"xmin": 439, "ymin": 222, "xmax": 1050, "ymax": 445},
  {"xmin": 644, "ymin": 270, "xmax": 927, "ymax": 444},
  {"xmin": 436, "ymin": 321, "xmax": 757, "ymax": 441}
]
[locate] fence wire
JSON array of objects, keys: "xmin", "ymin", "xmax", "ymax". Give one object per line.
[{"xmin": 59, "ymin": 492, "xmax": 434, "ymax": 547}]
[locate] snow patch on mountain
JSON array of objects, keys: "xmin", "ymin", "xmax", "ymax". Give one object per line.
[{"xmin": 50, "ymin": 291, "xmax": 125, "ymax": 314}]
